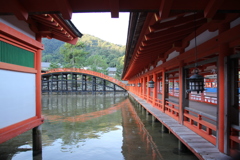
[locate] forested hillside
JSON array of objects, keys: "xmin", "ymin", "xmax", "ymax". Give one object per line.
[{"xmin": 42, "ymin": 34, "xmax": 125, "ymax": 79}]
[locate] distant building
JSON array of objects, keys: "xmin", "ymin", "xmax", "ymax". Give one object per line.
[
  {"xmin": 41, "ymin": 62, "xmax": 51, "ymax": 72},
  {"xmin": 107, "ymin": 67, "xmax": 116, "ymax": 77}
]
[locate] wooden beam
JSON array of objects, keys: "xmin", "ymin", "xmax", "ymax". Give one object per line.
[
  {"xmin": 56, "ymin": 0, "xmax": 72, "ymax": 19},
  {"xmin": 159, "ymin": 0, "xmax": 173, "ymax": 19},
  {"xmin": 11, "ymin": 0, "xmax": 28, "ymax": 20},
  {"xmin": 38, "ymin": 25, "xmax": 51, "ymax": 33},
  {"xmin": 150, "ymin": 12, "xmax": 203, "ymax": 31},
  {"xmin": 204, "ymin": 0, "xmax": 225, "ymax": 18},
  {"xmin": 146, "ymin": 18, "xmax": 207, "ymax": 39},
  {"xmin": 143, "ymin": 31, "xmax": 189, "ymax": 46},
  {"xmin": 67, "ymin": 37, "xmax": 79, "ymax": 45},
  {"xmin": 109, "ymin": 0, "xmax": 119, "ymax": 18}
]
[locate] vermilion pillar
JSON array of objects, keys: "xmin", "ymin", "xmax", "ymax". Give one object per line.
[
  {"xmin": 36, "ymin": 34, "xmax": 42, "ymax": 118},
  {"xmin": 143, "ymin": 77, "xmax": 146, "ymax": 98},
  {"xmin": 162, "ymin": 69, "xmax": 166, "ymax": 112},
  {"xmin": 153, "ymin": 73, "xmax": 157, "ymax": 106},
  {"xmin": 147, "ymin": 75, "xmax": 150, "ymax": 102},
  {"xmin": 218, "ymin": 23, "xmax": 230, "ymax": 152},
  {"xmin": 178, "ymin": 61, "xmax": 184, "ymax": 124}
]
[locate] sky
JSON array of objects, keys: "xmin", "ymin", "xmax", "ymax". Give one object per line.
[{"xmin": 71, "ymin": 12, "xmax": 130, "ymax": 46}]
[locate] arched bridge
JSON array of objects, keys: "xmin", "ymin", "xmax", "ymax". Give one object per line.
[{"xmin": 41, "ymin": 68, "xmax": 128, "ymax": 94}]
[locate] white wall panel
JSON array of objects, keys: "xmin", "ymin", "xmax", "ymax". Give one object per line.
[
  {"xmin": 0, "ymin": 70, "xmax": 36, "ymax": 129},
  {"xmin": 185, "ymin": 30, "xmax": 218, "ymax": 52},
  {"xmin": 0, "ymin": 15, "xmax": 35, "ymax": 39}
]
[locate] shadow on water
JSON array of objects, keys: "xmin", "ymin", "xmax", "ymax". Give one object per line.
[{"xmin": 0, "ymin": 94, "xmax": 198, "ymax": 160}]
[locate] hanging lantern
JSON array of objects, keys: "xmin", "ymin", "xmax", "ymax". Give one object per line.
[
  {"xmin": 148, "ymin": 80, "xmax": 154, "ymax": 88},
  {"xmin": 137, "ymin": 83, "xmax": 141, "ymax": 87},
  {"xmin": 187, "ymin": 69, "xmax": 204, "ymax": 93}
]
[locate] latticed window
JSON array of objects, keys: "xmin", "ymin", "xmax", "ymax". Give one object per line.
[{"xmin": 0, "ymin": 41, "xmax": 34, "ymax": 68}]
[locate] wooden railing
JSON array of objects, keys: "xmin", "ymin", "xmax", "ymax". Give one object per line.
[
  {"xmin": 148, "ymin": 96, "xmax": 153, "ymax": 103},
  {"xmin": 154, "ymin": 98, "xmax": 163, "ymax": 111},
  {"xmin": 143, "ymin": 94, "xmax": 147, "ymax": 101},
  {"xmin": 184, "ymin": 107, "xmax": 217, "ymax": 145},
  {"xmin": 230, "ymin": 125, "xmax": 240, "ymax": 156},
  {"xmin": 164, "ymin": 100, "xmax": 179, "ymax": 121},
  {"xmin": 43, "ymin": 68, "xmax": 128, "ymax": 90},
  {"xmin": 133, "ymin": 90, "xmax": 218, "ymax": 146},
  {"xmin": 190, "ymin": 94, "xmax": 217, "ymax": 105}
]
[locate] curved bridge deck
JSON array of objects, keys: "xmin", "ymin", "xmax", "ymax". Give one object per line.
[{"xmin": 42, "ymin": 68, "xmax": 128, "ymax": 94}]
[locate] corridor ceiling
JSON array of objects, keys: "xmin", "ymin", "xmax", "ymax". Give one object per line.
[
  {"xmin": 0, "ymin": 0, "xmax": 239, "ymax": 19},
  {"xmin": 1, "ymin": 0, "xmax": 240, "ymax": 79}
]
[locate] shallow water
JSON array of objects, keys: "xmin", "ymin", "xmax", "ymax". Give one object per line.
[{"xmin": 0, "ymin": 94, "xmax": 198, "ymax": 160}]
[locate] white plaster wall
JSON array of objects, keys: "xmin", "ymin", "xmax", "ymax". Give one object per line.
[
  {"xmin": 149, "ymin": 65, "xmax": 154, "ymax": 70},
  {"xmin": 185, "ymin": 30, "xmax": 218, "ymax": 52},
  {"xmin": 156, "ymin": 60, "xmax": 163, "ymax": 67},
  {"xmin": 166, "ymin": 51, "xmax": 180, "ymax": 61},
  {"xmin": 0, "ymin": 15, "xmax": 35, "ymax": 39},
  {"xmin": 231, "ymin": 17, "xmax": 240, "ymax": 28},
  {"xmin": 0, "ymin": 70, "xmax": 36, "ymax": 129}
]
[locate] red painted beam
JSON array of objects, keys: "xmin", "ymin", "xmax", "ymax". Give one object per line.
[
  {"xmin": 56, "ymin": 0, "xmax": 73, "ymax": 19},
  {"xmin": 150, "ymin": 12, "xmax": 203, "ymax": 31},
  {"xmin": 204, "ymin": 0, "xmax": 225, "ymax": 18},
  {"xmin": 159, "ymin": 0, "xmax": 173, "ymax": 19},
  {"xmin": 67, "ymin": 37, "xmax": 79, "ymax": 45},
  {"xmin": 146, "ymin": 18, "xmax": 207, "ymax": 40},
  {"xmin": 140, "ymin": 36, "xmax": 184, "ymax": 51},
  {"xmin": 0, "ymin": 117, "xmax": 44, "ymax": 144},
  {"xmin": 143, "ymin": 32, "xmax": 189, "ymax": 46},
  {"xmin": 109, "ymin": 0, "xmax": 119, "ymax": 18},
  {"xmin": 11, "ymin": 0, "xmax": 28, "ymax": 21}
]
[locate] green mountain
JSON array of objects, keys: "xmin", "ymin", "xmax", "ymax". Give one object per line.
[
  {"xmin": 42, "ymin": 34, "xmax": 125, "ymax": 67},
  {"xmin": 42, "ymin": 34, "xmax": 125, "ymax": 79}
]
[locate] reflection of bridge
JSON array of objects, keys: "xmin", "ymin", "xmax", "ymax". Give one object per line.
[{"xmin": 41, "ymin": 68, "xmax": 128, "ymax": 94}]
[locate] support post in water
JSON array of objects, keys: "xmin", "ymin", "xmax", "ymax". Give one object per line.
[
  {"xmin": 161, "ymin": 124, "xmax": 169, "ymax": 133},
  {"xmin": 32, "ymin": 125, "xmax": 42, "ymax": 157},
  {"xmin": 178, "ymin": 140, "xmax": 188, "ymax": 153}
]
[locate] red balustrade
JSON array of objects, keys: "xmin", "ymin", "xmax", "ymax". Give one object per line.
[
  {"xmin": 189, "ymin": 94, "xmax": 217, "ymax": 105},
  {"xmin": 230, "ymin": 125, "xmax": 240, "ymax": 156},
  {"xmin": 164, "ymin": 101, "xmax": 179, "ymax": 121},
  {"xmin": 184, "ymin": 107, "xmax": 217, "ymax": 145},
  {"xmin": 154, "ymin": 98, "xmax": 163, "ymax": 111},
  {"xmin": 148, "ymin": 96, "xmax": 153, "ymax": 103}
]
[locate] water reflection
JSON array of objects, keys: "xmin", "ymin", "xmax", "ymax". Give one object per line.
[{"xmin": 0, "ymin": 94, "xmax": 197, "ymax": 160}]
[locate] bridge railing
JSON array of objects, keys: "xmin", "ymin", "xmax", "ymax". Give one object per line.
[{"xmin": 43, "ymin": 68, "xmax": 128, "ymax": 90}]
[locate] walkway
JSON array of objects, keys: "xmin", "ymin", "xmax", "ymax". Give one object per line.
[{"xmin": 129, "ymin": 91, "xmax": 231, "ymax": 160}]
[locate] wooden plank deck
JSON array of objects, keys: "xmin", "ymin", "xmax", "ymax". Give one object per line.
[{"xmin": 128, "ymin": 92, "xmax": 232, "ymax": 160}]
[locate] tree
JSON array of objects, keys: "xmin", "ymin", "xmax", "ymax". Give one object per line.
[
  {"xmin": 48, "ymin": 62, "xmax": 60, "ymax": 70},
  {"xmin": 115, "ymin": 55, "xmax": 125, "ymax": 80},
  {"xmin": 42, "ymin": 55, "xmax": 53, "ymax": 62},
  {"xmin": 60, "ymin": 40, "xmax": 89, "ymax": 68},
  {"xmin": 86, "ymin": 55, "xmax": 108, "ymax": 74}
]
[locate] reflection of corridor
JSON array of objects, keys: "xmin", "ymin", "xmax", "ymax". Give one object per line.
[{"xmin": 121, "ymin": 99, "xmax": 163, "ymax": 160}]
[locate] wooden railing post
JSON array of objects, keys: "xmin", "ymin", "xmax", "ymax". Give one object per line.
[
  {"xmin": 162, "ymin": 69, "xmax": 166, "ymax": 113},
  {"xmin": 147, "ymin": 75, "xmax": 150, "ymax": 102},
  {"xmin": 153, "ymin": 72, "xmax": 157, "ymax": 106}
]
